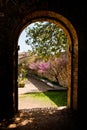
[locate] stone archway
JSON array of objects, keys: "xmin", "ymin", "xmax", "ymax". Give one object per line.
[{"xmin": 13, "ymin": 11, "xmax": 78, "ymax": 112}]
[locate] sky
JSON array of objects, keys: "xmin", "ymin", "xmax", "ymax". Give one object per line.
[
  {"xmin": 18, "ymin": 29, "xmax": 29, "ymax": 53},
  {"xmin": 18, "ymin": 23, "xmax": 35, "ymax": 53}
]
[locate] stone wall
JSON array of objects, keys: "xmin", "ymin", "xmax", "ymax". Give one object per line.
[{"xmin": 0, "ymin": 0, "xmax": 87, "ymax": 119}]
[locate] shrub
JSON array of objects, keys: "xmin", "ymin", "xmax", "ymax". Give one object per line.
[{"xmin": 18, "ymin": 77, "xmax": 25, "ymax": 88}]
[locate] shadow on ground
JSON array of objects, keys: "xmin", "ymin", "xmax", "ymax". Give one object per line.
[{"xmin": 0, "ymin": 108, "xmax": 80, "ymax": 130}]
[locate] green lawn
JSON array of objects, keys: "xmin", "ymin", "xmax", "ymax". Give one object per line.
[{"xmin": 19, "ymin": 91, "xmax": 67, "ymax": 107}]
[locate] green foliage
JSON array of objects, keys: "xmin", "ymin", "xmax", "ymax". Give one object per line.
[
  {"xmin": 25, "ymin": 21, "xmax": 68, "ymax": 60},
  {"xmin": 18, "ymin": 63, "xmax": 27, "ymax": 88},
  {"xmin": 18, "ymin": 63, "xmax": 27, "ymax": 78},
  {"xmin": 18, "ymin": 77, "xmax": 25, "ymax": 88}
]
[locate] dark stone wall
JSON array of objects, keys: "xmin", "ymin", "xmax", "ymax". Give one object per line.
[{"xmin": 0, "ymin": 0, "xmax": 87, "ymax": 119}]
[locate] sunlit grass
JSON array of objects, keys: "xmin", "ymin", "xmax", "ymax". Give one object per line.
[{"xmin": 19, "ymin": 91, "xmax": 67, "ymax": 107}]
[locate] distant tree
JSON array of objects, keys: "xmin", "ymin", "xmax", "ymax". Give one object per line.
[{"xmin": 25, "ymin": 21, "xmax": 68, "ymax": 60}]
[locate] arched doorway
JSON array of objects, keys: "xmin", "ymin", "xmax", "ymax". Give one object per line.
[{"xmin": 13, "ymin": 11, "xmax": 78, "ymax": 112}]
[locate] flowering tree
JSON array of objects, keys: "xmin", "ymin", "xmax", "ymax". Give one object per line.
[
  {"xmin": 28, "ymin": 60, "xmax": 50, "ymax": 76},
  {"xmin": 28, "ymin": 53, "xmax": 68, "ymax": 86}
]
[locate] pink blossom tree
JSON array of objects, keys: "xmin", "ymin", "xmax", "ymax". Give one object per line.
[{"xmin": 27, "ymin": 54, "xmax": 68, "ymax": 86}]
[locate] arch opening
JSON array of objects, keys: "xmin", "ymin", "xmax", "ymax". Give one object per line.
[
  {"xmin": 13, "ymin": 11, "xmax": 78, "ymax": 112},
  {"xmin": 18, "ymin": 21, "xmax": 69, "ymax": 110}
]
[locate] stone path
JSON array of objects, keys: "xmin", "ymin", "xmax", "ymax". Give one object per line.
[{"xmin": 18, "ymin": 75, "xmax": 67, "ymax": 95}]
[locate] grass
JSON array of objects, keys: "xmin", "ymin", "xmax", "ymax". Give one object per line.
[{"xmin": 19, "ymin": 91, "xmax": 67, "ymax": 107}]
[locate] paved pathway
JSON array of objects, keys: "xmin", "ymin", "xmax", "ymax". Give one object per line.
[
  {"xmin": 18, "ymin": 75, "xmax": 67, "ymax": 95},
  {"xmin": 18, "ymin": 76, "xmax": 67, "ymax": 109}
]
